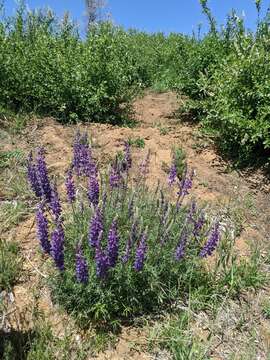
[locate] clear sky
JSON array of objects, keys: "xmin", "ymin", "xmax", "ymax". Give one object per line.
[{"xmin": 2, "ymin": 0, "xmax": 268, "ymax": 35}]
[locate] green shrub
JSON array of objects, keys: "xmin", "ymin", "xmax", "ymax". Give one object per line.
[
  {"xmin": 200, "ymin": 35, "xmax": 270, "ymax": 162},
  {"xmin": 0, "ymin": 6, "xmax": 140, "ymax": 123}
]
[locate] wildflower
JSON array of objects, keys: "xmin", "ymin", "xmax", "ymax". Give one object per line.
[
  {"xmin": 72, "ymin": 131, "xmax": 93, "ymax": 176},
  {"xmin": 36, "ymin": 203, "xmax": 50, "ymax": 254},
  {"xmin": 36, "ymin": 147, "xmax": 52, "ymax": 203},
  {"xmin": 193, "ymin": 212, "xmax": 205, "ymax": 238},
  {"xmin": 139, "ymin": 150, "xmax": 151, "ymax": 177},
  {"xmin": 27, "ymin": 152, "xmax": 42, "ymax": 197},
  {"xmin": 168, "ymin": 160, "xmax": 177, "ymax": 186},
  {"xmin": 199, "ymin": 222, "xmax": 220, "ymax": 258},
  {"xmin": 178, "ymin": 168, "xmax": 194, "ymax": 198},
  {"xmin": 95, "ymin": 231, "xmax": 108, "ymax": 278},
  {"xmin": 123, "ymin": 141, "xmax": 132, "ymax": 170},
  {"xmin": 122, "ymin": 219, "xmax": 138, "ymax": 264},
  {"xmin": 87, "ymin": 173, "xmax": 99, "ymax": 206},
  {"xmin": 175, "ymin": 228, "xmax": 188, "ymax": 260},
  {"xmin": 109, "ymin": 162, "xmax": 122, "ymax": 189},
  {"xmin": 134, "ymin": 232, "xmax": 148, "ymax": 272},
  {"xmin": 50, "ymin": 184, "xmax": 62, "ymax": 222},
  {"xmin": 65, "ymin": 169, "xmax": 76, "ymax": 203},
  {"xmin": 51, "ymin": 222, "xmax": 65, "ymax": 271},
  {"xmin": 75, "ymin": 243, "xmax": 89, "ymax": 284},
  {"xmin": 88, "ymin": 207, "xmax": 103, "ymax": 248},
  {"xmin": 188, "ymin": 200, "xmax": 197, "ymax": 222},
  {"xmin": 107, "ymin": 219, "xmax": 119, "ymax": 268}
]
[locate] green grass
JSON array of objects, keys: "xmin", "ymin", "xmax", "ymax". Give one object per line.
[
  {"xmin": 127, "ymin": 137, "xmax": 145, "ymax": 148},
  {"xmin": 0, "ymin": 239, "xmax": 22, "ymax": 291}
]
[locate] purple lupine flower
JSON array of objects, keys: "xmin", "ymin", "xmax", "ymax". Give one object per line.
[
  {"xmin": 175, "ymin": 228, "xmax": 188, "ymax": 260},
  {"xmin": 122, "ymin": 220, "xmax": 138, "ymax": 264},
  {"xmin": 50, "ymin": 184, "xmax": 62, "ymax": 222},
  {"xmin": 109, "ymin": 163, "xmax": 122, "ymax": 189},
  {"xmin": 73, "ymin": 131, "xmax": 82, "ymax": 176},
  {"xmin": 75, "ymin": 243, "xmax": 89, "ymax": 284},
  {"xmin": 88, "ymin": 207, "xmax": 103, "ymax": 248},
  {"xmin": 188, "ymin": 200, "xmax": 197, "ymax": 222},
  {"xmin": 27, "ymin": 152, "xmax": 42, "ymax": 197},
  {"xmin": 168, "ymin": 161, "xmax": 177, "ymax": 186},
  {"xmin": 36, "ymin": 203, "xmax": 50, "ymax": 254},
  {"xmin": 65, "ymin": 169, "xmax": 76, "ymax": 203},
  {"xmin": 139, "ymin": 150, "xmax": 151, "ymax": 177},
  {"xmin": 95, "ymin": 231, "xmax": 108, "ymax": 279},
  {"xmin": 177, "ymin": 168, "xmax": 195, "ymax": 198},
  {"xmin": 134, "ymin": 232, "xmax": 148, "ymax": 272},
  {"xmin": 51, "ymin": 222, "xmax": 65, "ymax": 271},
  {"xmin": 87, "ymin": 173, "xmax": 99, "ymax": 206},
  {"xmin": 124, "ymin": 141, "xmax": 132, "ymax": 170},
  {"xmin": 193, "ymin": 212, "xmax": 205, "ymax": 238},
  {"xmin": 107, "ymin": 219, "xmax": 119, "ymax": 268},
  {"xmin": 36, "ymin": 147, "xmax": 52, "ymax": 203},
  {"xmin": 72, "ymin": 131, "xmax": 93, "ymax": 176},
  {"xmin": 200, "ymin": 222, "xmax": 220, "ymax": 258}
]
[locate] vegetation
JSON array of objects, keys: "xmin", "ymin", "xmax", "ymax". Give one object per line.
[
  {"xmin": 0, "ymin": 0, "xmax": 269, "ymax": 358},
  {"xmin": 1, "ymin": 1, "xmax": 269, "ymax": 165}
]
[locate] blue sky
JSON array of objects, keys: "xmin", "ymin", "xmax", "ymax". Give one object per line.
[{"xmin": 2, "ymin": 0, "xmax": 268, "ymax": 35}]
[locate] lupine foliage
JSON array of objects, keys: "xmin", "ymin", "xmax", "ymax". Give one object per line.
[{"xmin": 27, "ymin": 132, "xmax": 227, "ymax": 326}]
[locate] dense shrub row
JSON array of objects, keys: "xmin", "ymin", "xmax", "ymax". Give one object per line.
[
  {"xmin": 1, "ymin": 1, "xmax": 269, "ymax": 163},
  {"xmin": 0, "ymin": 6, "xmax": 141, "ymax": 122}
]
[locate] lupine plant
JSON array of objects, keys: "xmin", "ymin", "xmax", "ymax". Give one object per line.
[{"xmin": 27, "ymin": 131, "xmax": 224, "ymax": 325}]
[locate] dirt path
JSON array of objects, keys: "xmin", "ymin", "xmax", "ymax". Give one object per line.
[{"xmin": 1, "ymin": 91, "xmax": 270, "ymax": 359}]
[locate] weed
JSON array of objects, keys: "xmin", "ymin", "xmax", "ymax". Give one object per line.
[
  {"xmin": 127, "ymin": 137, "xmax": 145, "ymax": 148},
  {"xmin": 0, "ymin": 239, "xmax": 22, "ymax": 291}
]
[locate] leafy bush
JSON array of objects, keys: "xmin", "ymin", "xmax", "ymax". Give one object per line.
[
  {"xmin": 200, "ymin": 35, "xmax": 270, "ymax": 162},
  {"xmin": 0, "ymin": 5, "xmax": 140, "ymax": 123},
  {"xmin": 27, "ymin": 132, "xmax": 224, "ymax": 326}
]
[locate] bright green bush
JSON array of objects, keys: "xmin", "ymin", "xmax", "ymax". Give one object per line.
[
  {"xmin": 200, "ymin": 35, "xmax": 270, "ymax": 161},
  {"xmin": 0, "ymin": 6, "xmax": 140, "ymax": 123}
]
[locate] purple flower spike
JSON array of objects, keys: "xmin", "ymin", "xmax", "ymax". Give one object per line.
[
  {"xmin": 122, "ymin": 220, "xmax": 138, "ymax": 264},
  {"xmin": 134, "ymin": 232, "xmax": 148, "ymax": 272},
  {"xmin": 177, "ymin": 168, "xmax": 195, "ymax": 198},
  {"xmin": 139, "ymin": 150, "xmax": 151, "ymax": 177},
  {"xmin": 124, "ymin": 141, "xmax": 132, "ymax": 170},
  {"xmin": 193, "ymin": 212, "xmax": 205, "ymax": 238},
  {"xmin": 75, "ymin": 243, "xmax": 89, "ymax": 284},
  {"xmin": 36, "ymin": 203, "xmax": 50, "ymax": 254},
  {"xmin": 72, "ymin": 131, "xmax": 93, "ymax": 176},
  {"xmin": 88, "ymin": 173, "xmax": 100, "ymax": 206},
  {"xmin": 36, "ymin": 147, "xmax": 52, "ymax": 203},
  {"xmin": 95, "ymin": 231, "xmax": 108, "ymax": 279},
  {"xmin": 107, "ymin": 219, "xmax": 119, "ymax": 268},
  {"xmin": 65, "ymin": 169, "xmax": 76, "ymax": 203},
  {"xmin": 175, "ymin": 229, "xmax": 188, "ymax": 261},
  {"xmin": 50, "ymin": 184, "xmax": 62, "ymax": 222},
  {"xmin": 27, "ymin": 152, "xmax": 42, "ymax": 197},
  {"xmin": 89, "ymin": 207, "xmax": 103, "ymax": 248},
  {"xmin": 51, "ymin": 222, "xmax": 65, "ymax": 271},
  {"xmin": 188, "ymin": 200, "xmax": 197, "ymax": 222},
  {"xmin": 168, "ymin": 161, "xmax": 177, "ymax": 186},
  {"xmin": 109, "ymin": 163, "xmax": 122, "ymax": 189},
  {"xmin": 200, "ymin": 222, "xmax": 221, "ymax": 258}
]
